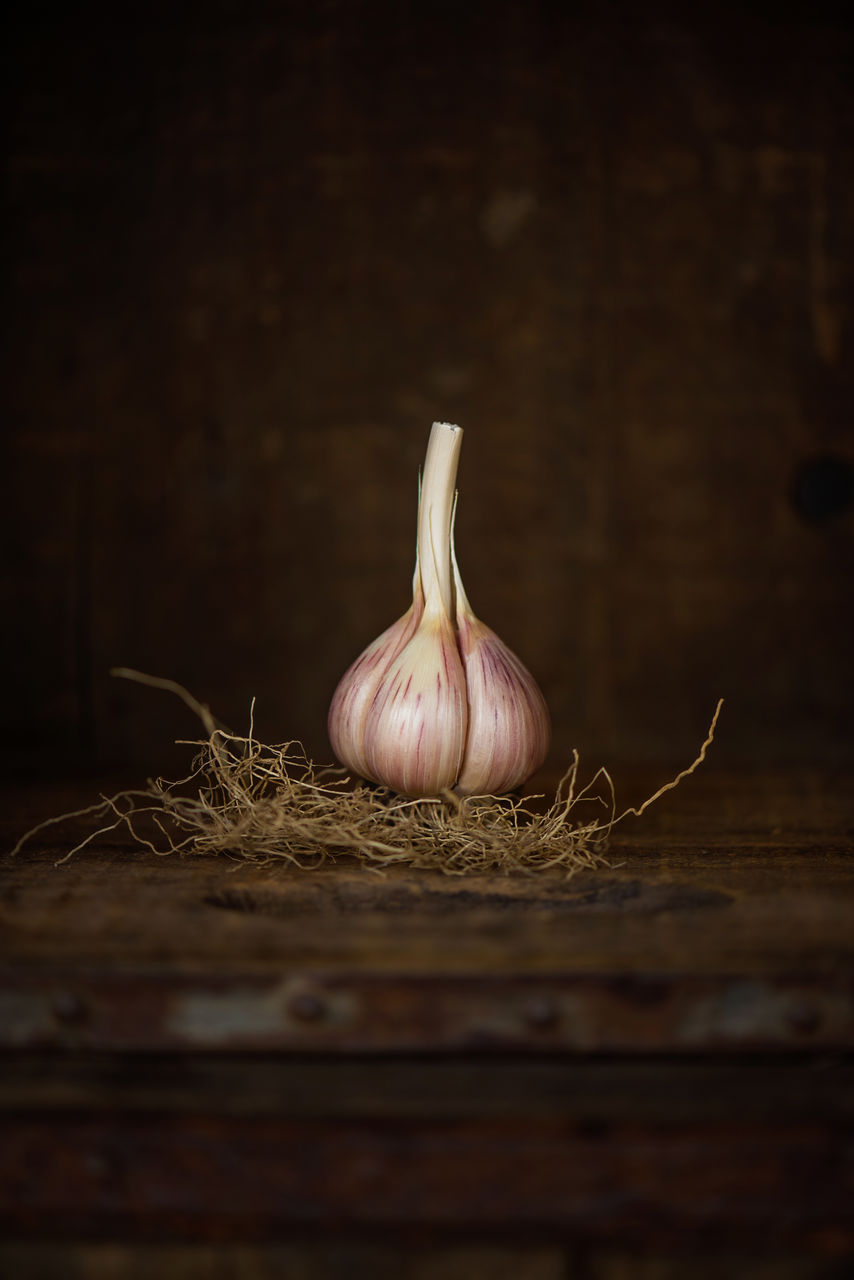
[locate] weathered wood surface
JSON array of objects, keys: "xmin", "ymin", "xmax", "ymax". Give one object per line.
[
  {"xmin": 2, "ymin": 1056, "xmax": 852, "ymax": 1250},
  {"xmin": 1, "ymin": 770, "xmax": 852, "ymax": 1053},
  {"xmin": 0, "ymin": 1247, "xmax": 849, "ymax": 1280},
  {"xmin": 1, "ymin": 770, "xmax": 852, "ymax": 1254}
]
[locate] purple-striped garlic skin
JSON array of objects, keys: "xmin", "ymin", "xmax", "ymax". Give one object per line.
[
  {"xmin": 327, "ymin": 588, "xmax": 423, "ymax": 783},
  {"xmin": 454, "ymin": 612, "xmax": 551, "ymax": 797},
  {"xmin": 362, "ymin": 609, "xmax": 468, "ymax": 798}
]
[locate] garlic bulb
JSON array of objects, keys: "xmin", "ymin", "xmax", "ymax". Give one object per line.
[{"xmin": 328, "ymin": 422, "xmax": 550, "ymax": 798}]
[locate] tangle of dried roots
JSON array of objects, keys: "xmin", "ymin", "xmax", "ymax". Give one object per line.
[{"xmin": 12, "ymin": 671, "xmax": 722, "ymax": 876}]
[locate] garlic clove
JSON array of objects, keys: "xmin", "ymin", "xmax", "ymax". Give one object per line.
[
  {"xmin": 327, "ymin": 579, "xmax": 423, "ymax": 783},
  {"xmin": 452, "ymin": 552, "xmax": 551, "ymax": 796},
  {"xmin": 362, "ymin": 603, "xmax": 468, "ymax": 798}
]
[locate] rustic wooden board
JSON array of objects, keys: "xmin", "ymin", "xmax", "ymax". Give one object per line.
[
  {"xmin": 1, "ymin": 770, "xmax": 852, "ymax": 1255},
  {"xmin": 2, "ymin": 770, "xmax": 852, "ymax": 1053},
  {"xmin": 1, "ymin": 1052, "xmax": 852, "ymax": 1250},
  {"xmin": 0, "ymin": 1245, "xmax": 846, "ymax": 1280}
]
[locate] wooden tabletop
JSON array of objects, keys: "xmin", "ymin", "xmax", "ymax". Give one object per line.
[
  {"xmin": 2, "ymin": 768, "xmax": 852, "ymax": 1054},
  {"xmin": 1, "ymin": 767, "xmax": 853, "ymax": 1259}
]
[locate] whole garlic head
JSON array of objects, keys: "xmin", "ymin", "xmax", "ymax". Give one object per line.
[{"xmin": 328, "ymin": 422, "xmax": 550, "ymax": 798}]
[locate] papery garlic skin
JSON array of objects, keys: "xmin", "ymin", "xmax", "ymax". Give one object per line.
[
  {"xmin": 451, "ymin": 548, "xmax": 550, "ymax": 795},
  {"xmin": 327, "ymin": 581, "xmax": 423, "ymax": 783},
  {"xmin": 362, "ymin": 605, "xmax": 467, "ymax": 797},
  {"xmin": 453, "ymin": 609, "xmax": 551, "ymax": 796}
]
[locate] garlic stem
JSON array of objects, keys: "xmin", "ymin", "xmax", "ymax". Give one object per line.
[{"xmin": 417, "ymin": 422, "xmax": 463, "ymax": 619}]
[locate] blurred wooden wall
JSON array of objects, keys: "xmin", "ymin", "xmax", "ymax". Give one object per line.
[{"xmin": 4, "ymin": 0, "xmax": 853, "ymax": 778}]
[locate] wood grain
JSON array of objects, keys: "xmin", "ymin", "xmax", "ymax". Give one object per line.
[
  {"xmin": 1, "ymin": 771, "xmax": 852, "ymax": 1055},
  {"xmin": 1, "ymin": 769, "xmax": 852, "ymax": 1256},
  {"xmin": 3, "ymin": 2, "xmax": 853, "ymax": 779}
]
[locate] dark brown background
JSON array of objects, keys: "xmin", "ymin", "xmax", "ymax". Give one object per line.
[{"xmin": 4, "ymin": 0, "xmax": 853, "ymax": 782}]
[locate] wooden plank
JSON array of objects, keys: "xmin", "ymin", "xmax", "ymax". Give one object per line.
[
  {"xmin": 3, "ymin": 967, "xmax": 852, "ymax": 1053},
  {"xmin": 3, "ymin": 1053, "xmax": 853, "ymax": 1123},
  {"xmin": 1, "ymin": 1054, "xmax": 852, "ymax": 1250},
  {"xmin": 0, "ymin": 1244, "xmax": 841, "ymax": 1280},
  {"xmin": 1, "ymin": 770, "xmax": 852, "ymax": 1255},
  {"xmin": 5, "ymin": 1112, "xmax": 850, "ymax": 1249}
]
